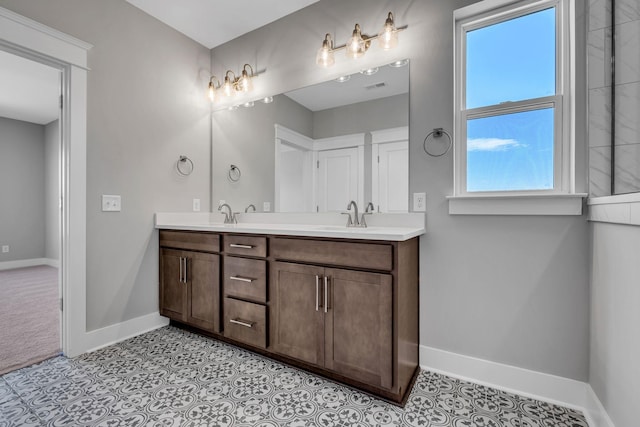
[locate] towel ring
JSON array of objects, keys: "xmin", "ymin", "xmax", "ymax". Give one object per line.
[
  {"xmin": 176, "ymin": 155, "xmax": 194, "ymax": 176},
  {"xmin": 228, "ymin": 164, "xmax": 241, "ymax": 182},
  {"xmin": 423, "ymin": 128, "xmax": 452, "ymax": 157}
]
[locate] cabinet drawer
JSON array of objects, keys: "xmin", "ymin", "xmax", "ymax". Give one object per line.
[
  {"xmin": 223, "ymin": 298, "xmax": 267, "ymax": 349},
  {"xmin": 271, "ymin": 238, "xmax": 393, "ymax": 271},
  {"xmin": 223, "ymin": 235, "xmax": 267, "ymax": 257},
  {"xmin": 160, "ymin": 230, "xmax": 220, "ymax": 253},
  {"xmin": 223, "ymin": 256, "xmax": 267, "ymax": 303}
]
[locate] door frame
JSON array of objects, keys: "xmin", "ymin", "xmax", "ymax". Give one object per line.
[{"xmin": 0, "ymin": 6, "xmax": 91, "ymax": 357}]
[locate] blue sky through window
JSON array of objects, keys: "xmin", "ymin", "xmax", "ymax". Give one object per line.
[{"xmin": 465, "ymin": 7, "xmax": 556, "ymax": 192}]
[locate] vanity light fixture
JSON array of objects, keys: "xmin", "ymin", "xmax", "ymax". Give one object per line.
[
  {"xmin": 316, "ymin": 11, "xmax": 406, "ymax": 68},
  {"xmin": 207, "ymin": 64, "xmax": 255, "ymax": 102}
]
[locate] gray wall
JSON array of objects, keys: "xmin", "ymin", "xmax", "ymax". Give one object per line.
[
  {"xmin": 590, "ymin": 222, "xmax": 640, "ymax": 427},
  {"xmin": 44, "ymin": 119, "xmax": 59, "ymax": 261},
  {"xmin": 211, "ymin": 0, "xmax": 590, "ymax": 380},
  {"xmin": 312, "ymin": 93, "xmax": 408, "ymax": 139},
  {"xmin": 212, "ymin": 94, "xmax": 313, "ymax": 210},
  {"xmin": 0, "ymin": 117, "xmax": 45, "ymax": 262},
  {"xmin": 0, "ymin": 0, "xmax": 212, "ymax": 330}
]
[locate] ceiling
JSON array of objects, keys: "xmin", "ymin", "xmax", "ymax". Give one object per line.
[
  {"xmin": 0, "ymin": 50, "xmax": 60, "ymax": 125},
  {"xmin": 126, "ymin": 0, "xmax": 322, "ymax": 49}
]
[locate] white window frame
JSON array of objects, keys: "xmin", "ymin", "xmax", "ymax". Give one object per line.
[{"xmin": 450, "ymin": 0, "xmax": 585, "ymax": 215}]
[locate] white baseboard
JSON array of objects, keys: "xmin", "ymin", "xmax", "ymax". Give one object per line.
[
  {"xmin": 0, "ymin": 258, "xmax": 53, "ymax": 271},
  {"xmin": 420, "ymin": 345, "xmax": 614, "ymax": 427},
  {"xmin": 82, "ymin": 312, "xmax": 169, "ymax": 354},
  {"xmin": 43, "ymin": 258, "xmax": 60, "ymax": 268}
]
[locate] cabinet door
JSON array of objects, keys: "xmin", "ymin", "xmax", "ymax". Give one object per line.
[
  {"xmin": 160, "ymin": 248, "xmax": 186, "ymax": 321},
  {"xmin": 186, "ymin": 251, "xmax": 220, "ymax": 333},
  {"xmin": 270, "ymin": 262, "xmax": 325, "ymax": 367},
  {"xmin": 324, "ymin": 268, "xmax": 393, "ymax": 389}
]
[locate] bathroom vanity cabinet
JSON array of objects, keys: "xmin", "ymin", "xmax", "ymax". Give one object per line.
[{"xmin": 158, "ymin": 228, "xmax": 419, "ymax": 404}]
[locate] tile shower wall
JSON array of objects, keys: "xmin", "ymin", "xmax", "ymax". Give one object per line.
[{"xmin": 589, "ymin": 0, "xmax": 640, "ymax": 196}]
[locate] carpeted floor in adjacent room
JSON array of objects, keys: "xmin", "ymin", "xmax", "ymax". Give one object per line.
[{"xmin": 0, "ymin": 265, "xmax": 60, "ymax": 375}]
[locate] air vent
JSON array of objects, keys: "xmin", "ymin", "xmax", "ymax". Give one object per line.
[{"xmin": 365, "ymin": 82, "xmax": 386, "ymax": 90}]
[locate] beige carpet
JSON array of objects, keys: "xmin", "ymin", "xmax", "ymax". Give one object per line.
[{"xmin": 0, "ymin": 265, "xmax": 60, "ymax": 375}]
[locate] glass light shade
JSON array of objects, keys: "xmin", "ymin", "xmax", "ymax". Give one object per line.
[
  {"xmin": 238, "ymin": 72, "xmax": 252, "ymax": 93},
  {"xmin": 378, "ymin": 24, "xmax": 398, "ymax": 50},
  {"xmin": 316, "ymin": 35, "xmax": 335, "ymax": 68},
  {"xmin": 222, "ymin": 76, "xmax": 234, "ymax": 97},
  {"xmin": 346, "ymin": 24, "xmax": 366, "ymax": 59},
  {"xmin": 208, "ymin": 82, "xmax": 215, "ymax": 102}
]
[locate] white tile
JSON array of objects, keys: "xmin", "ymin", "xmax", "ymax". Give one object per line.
[
  {"xmin": 615, "ymin": 143, "xmax": 640, "ymax": 194},
  {"xmin": 615, "ymin": 82, "xmax": 640, "ymax": 146},
  {"xmin": 589, "ymin": 29, "xmax": 606, "ymax": 89},
  {"xmin": 589, "ymin": 87, "xmax": 611, "ymax": 148},
  {"xmin": 589, "ymin": 146, "xmax": 612, "ymax": 197},
  {"xmin": 615, "ymin": 20, "xmax": 640, "ymax": 86}
]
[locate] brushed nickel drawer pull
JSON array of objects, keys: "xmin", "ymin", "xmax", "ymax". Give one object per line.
[
  {"xmin": 315, "ymin": 275, "xmax": 320, "ymax": 311},
  {"xmin": 179, "ymin": 257, "xmax": 183, "ymax": 283},
  {"xmin": 230, "ymin": 276, "xmax": 254, "ymax": 283},
  {"xmin": 230, "ymin": 318, "xmax": 254, "ymax": 328},
  {"xmin": 184, "ymin": 257, "xmax": 189, "ymax": 283},
  {"xmin": 229, "ymin": 243, "xmax": 254, "ymax": 249},
  {"xmin": 324, "ymin": 276, "xmax": 329, "ymax": 313}
]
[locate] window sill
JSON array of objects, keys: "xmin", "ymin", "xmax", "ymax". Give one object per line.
[
  {"xmin": 447, "ymin": 194, "xmax": 587, "ymax": 216},
  {"xmin": 588, "ymin": 193, "xmax": 640, "ymax": 226}
]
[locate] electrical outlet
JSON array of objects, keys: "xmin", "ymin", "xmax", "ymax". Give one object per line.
[
  {"xmin": 193, "ymin": 198, "xmax": 201, "ymax": 212},
  {"xmin": 413, "ymin": 192, "xmax": 426, "ymax": 212},
  {"xmin": 102, "ymin": 195, "xmax": 121, "ymax": 212},
  {"xmin": 263, "ymin": 202, "xmax": 271, "ymax": 212},
  {"xmin": 1, "ymin": 245, "xmax": 8, "ymax": 253}
]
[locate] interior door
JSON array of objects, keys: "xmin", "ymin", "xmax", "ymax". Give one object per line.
[
  {"xmin": 374, "ymin": 141, "xmax": 409, "ymax": 213},
  {"xmin": 317, "ymin": 147, "xmax": 359, "ymax": 212}
]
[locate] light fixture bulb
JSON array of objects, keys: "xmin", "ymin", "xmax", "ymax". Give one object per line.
[
  {"xmin": 316, "ymin": 34, "xmax": 335, "ymax": 67},
  {"xmin": 223, "ymin": 72, "xmax": 235, "ymax": 97},
  {"xmin": 360, "ymin": 67, "xmax": 379, "ymax": 76},
  {"xmin": 378, "ymin": 12, "xmax": 398, "ymax": 50},
  {"xmin": 237, "ymin": 64, "xmax": 254, "ymax": 93},
  {"xmin": 346, "ymin": 24, "xmax": 366, "ymax": 59},
  {"xmin": 208, "ymin": 81, "xmax": 215, "ymax": 102}
]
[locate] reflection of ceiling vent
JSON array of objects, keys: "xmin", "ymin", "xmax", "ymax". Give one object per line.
[{"xmin": 365, "ymin": 82, "xmax": 386, "ymax": 90}]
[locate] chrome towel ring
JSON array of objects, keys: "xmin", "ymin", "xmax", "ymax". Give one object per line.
[
  {"xmin": 176, "ymin": 155, "xmax": 194, "ymax": 176},
  {"xmin": 423, "ymin": 128, "xmax": 452, "ymax": 157}
]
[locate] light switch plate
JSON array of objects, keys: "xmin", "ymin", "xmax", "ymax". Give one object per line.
[
  {"xmin": 102, "ymin": 195, "xmax": 121, "ymax": 212},
  {"xmin": 263, "ymin": 202, "xmax": 271, "ymax": 212},
  {"xmin": 413, "ymin": 192, "xmax": 426, "ymax": 212},
  {"xmin": 1, "ymin": 245, "xmax": 8, "ymax": 253},
  {"xmin": 193, "ymin": 198, "xmax": 201, "ymax": 212}
]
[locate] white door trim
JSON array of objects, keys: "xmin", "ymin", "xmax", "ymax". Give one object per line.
[{"xmin": 0, "ymin": 6, "xmax": 91, "ymax": 357}]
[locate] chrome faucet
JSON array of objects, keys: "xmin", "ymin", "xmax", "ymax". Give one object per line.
[
  {"xmin": 344, "ymin": 200, "xmax": 366, "ymax": 228},
  {"xmin": 360, "ymin": 202, "xmax": 375, "ymax": 227},
  {"xmin": 218, "ymin": 203, "xmax": 236, "ymax": 224},
  {"xmin": 245, "ymin": 204, "xmax": 256, "ymax": 213}
]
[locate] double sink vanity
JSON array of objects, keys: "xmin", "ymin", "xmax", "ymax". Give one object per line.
[{"xmin": 155, "ymin": 210, "xmax": 425, "ymax": 404}]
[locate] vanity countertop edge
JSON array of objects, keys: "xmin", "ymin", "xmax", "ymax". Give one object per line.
[{"xmin": 155, "ymin": 212, "xmax": 426, "ymax": 242}]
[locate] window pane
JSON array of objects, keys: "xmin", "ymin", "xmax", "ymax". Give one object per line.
[
  {"xmin": 466, "ymin": 8, "xmax": 556, "ymax": 109},
  {"xmin": 467, "ymin": 108, "xmax": 554, "ymax": 192}
]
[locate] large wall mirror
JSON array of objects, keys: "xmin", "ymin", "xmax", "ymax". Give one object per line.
[{"xmin": 211, "ymin": 59, "xmax": 409, "ymax": 214}]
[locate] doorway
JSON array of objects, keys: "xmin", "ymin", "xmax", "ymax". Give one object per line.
[{"xmin": 0, "ymin": 49, "xmax": 62, "ymax": 374}]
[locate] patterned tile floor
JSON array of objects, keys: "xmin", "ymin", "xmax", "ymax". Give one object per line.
[{"xmin": 0, "ymin": 326, "xmax": 589, "ymax": 427}]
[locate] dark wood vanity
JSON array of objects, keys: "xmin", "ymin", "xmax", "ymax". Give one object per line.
[{"xmin": 159, "ymin": 228, "xmax": 419, "ymax": 405}]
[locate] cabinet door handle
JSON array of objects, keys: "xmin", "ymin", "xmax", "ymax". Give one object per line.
[
  {"xmin": 179, "ymin": 257, "xmax": 184, "ymax": 283},
  {"xmin": 230, "ymin": 318, "xmax": 254, "ymax": 328},
  {"xmin": 229, "ymin": 243, "xmax": 254, "ymax": 249},
  {"xmin": 315, "ymin": 275, "xmax": 320, "ymax": 311},
  {"xmin": 230, "ymin": 276, "xmax": 254, "ymax": 283},
  {"xmin": 324, "ymin": 276, "xmax": 329, "ymax": 313},
  {"xmin": 183, "ymin": 257, "xmax": 188, "ymax": 283}
]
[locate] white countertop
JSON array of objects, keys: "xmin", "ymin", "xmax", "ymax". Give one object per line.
[{"xmin": 155, "ymin": 212, "xmax": 425, "ymax": 241}]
